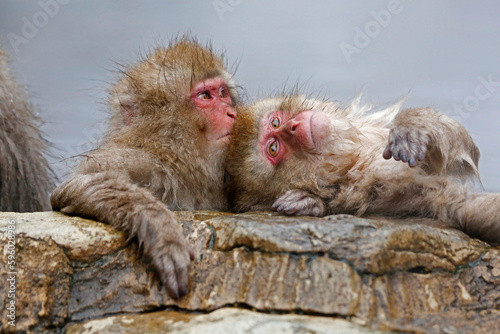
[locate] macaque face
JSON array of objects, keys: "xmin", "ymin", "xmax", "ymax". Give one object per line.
[
  {"xmin": 191, "ymin": 77, "xmax": 237, "ymax": 149},
  {"xmin": 225, "ymin": 96, "xmax": 340, "ymax": 212},
  {"xmin": 258, "ymin": 109, "xmax": 331, "ymax": 166}
]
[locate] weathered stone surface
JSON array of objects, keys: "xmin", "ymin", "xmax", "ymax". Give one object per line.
[
  {"xmin": 65, "ymin": 307, "xmax": 393, "ymax": 334},
  {"xmin": 0, "ymin": 232, "xmax": 72, "ymax": 333},
  {"xmin": 210, "ymin": 214, "xmax": 488, "ymax": 274},
  {"xmin": 0, "ymin": 211, "xmax": 498, "ymax": 333},
  {"xmin": 0, "ymin": 212, "xmax": 127, "ymax": 262}
]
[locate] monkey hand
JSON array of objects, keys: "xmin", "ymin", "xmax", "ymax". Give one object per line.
[
  {"xmin": 383, "ymin": 125, "xmax": 431, "ymax": 167},
  {"xmin": 138, "ymin": 210, "xmax": 195, "ymax": 299},
  {"xmin": 272, "ymin": 190, "xmax": 327, "ymax": 217}
]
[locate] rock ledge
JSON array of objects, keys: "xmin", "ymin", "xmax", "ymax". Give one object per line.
[{"xmin": 0, "ymin": 211, "xmax": 499, "ymax": 333}]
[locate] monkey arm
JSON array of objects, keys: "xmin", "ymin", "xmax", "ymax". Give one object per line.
[
  {"xmin": 383, "ymin": 176, "xmax": 500, "ymax": 245},
  {"xmin": 383, "ymin": 107, "xmax": 480, "ymax": 178},
  {"xmin": 50, "ymin": 170, "xmax": 194, "ymax": 299},
  {"xmin": 452, "ymin": 192, "xmax": 500, "ymax": 245}
]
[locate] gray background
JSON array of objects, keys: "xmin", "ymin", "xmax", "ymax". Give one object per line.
[{"xmin": 0, "ymin": 1, "xmax": 499, "ymax": 191}]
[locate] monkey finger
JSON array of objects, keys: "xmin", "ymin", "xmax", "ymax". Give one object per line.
[
  {"xmin": 157, "ymin": 256, "xmax": 180, "ymax": 299},
  {"xmin": 271, "ymin": 200, "xmax": 281, "ymax": 210},
  {"xmin": 273, "ymin": 192, "xmax": 298, "ymax": 207},
  {"xmin": 382, "ymin": 145, "xmax": 393, "ymax": 160},
  {"xmin": 273, "ymin": 191, "xmax": 308, "ymax": 208},
  {"xmin": 273, "ymin": 200, "xmax": 299, "ymax": 214},
  {"xmin": 173, "ymin": 251, "xmax": 191, "ymax": 298},
  {"xmin": 284, "ymin": 205, "xmax": 301, "ymax": 215},
  {"xmin": 407, "ymin": 148, "xmax": 421, "ymax": 165},
  {"xmin": 273, "ymin": 202, "xmax": 290, "ymax": 213},
  {"xmin": 391, "ymin": 143, "xmax": 402, "ymax": 160},
  {"xmin": 417, "ymin": 147, "xmax": 427, "ymax": 161}
]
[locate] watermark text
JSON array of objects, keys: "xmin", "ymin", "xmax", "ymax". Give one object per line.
[
  {"xmin": 340, "ymin": 0, "xmax": 406, "ymax": 64},
  {"xmin": 445, "ymin": 74, "xmax": 500, "ymax": 122},
  {"xmin": 5, "ymin": 220, "xmax": 17, "ymax": 327},
  {"xmin": 7, "ymin": 0, "xmax": 71, "ymax": 53},
  {"xmin": 213, "ymin": 0, "xmax": 243, "ymax": 21}
]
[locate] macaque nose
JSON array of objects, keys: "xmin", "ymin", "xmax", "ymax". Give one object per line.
[
  {"xmin": 280, "ymin": 113, "xmax": 316, "ymax": 151},
  {"xmin": 284, "ymin": 119, "xmax": 300, "ymax": 134},
  {"xmin": 226, "ymin": 106, "xmax": 237, "ymax": 119}
]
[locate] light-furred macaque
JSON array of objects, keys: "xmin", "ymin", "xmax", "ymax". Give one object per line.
[
  {"xmin": 225, "ymin": 94, "xmax": 500, "ymax": 245},
  {"xmin": 51, "ymin": 37, "xmax": 239, "ymax": 298},
  {"xmin": 0, "ymin": 47, "xmax": 54, "ymax": 212}
]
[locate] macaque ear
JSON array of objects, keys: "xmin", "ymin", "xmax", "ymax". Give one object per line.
[{"xmin": 110, "ymin": 78, "xmax": 139, "ymax": 126}]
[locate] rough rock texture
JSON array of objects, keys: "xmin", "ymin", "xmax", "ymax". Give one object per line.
[
  {"xmin": 0, "ymin": 211, "xmax": 499, "ymax": 333},
  {"xmin": 65, "ymin": 307, "xmax": 392, "ymax": 334}
]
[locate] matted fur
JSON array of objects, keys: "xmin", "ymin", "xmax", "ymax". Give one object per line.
[
  {"xmin": 225, "ymin": 94, "xmax": 500, "ymax": 244},
  {"xmin": 51, "ymin": 37, "xmax": 240, "ymax": 298},
  {"xmin": 226, "ymin": 95, "xmax": 404, "ymax": 211},
  {"xmin": 0, "ymin": 47, "xmax": 54, "ymax": 212}
]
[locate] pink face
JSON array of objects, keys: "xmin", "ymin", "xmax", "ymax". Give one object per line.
[
  {"xmin": 191, "ymin": 77, "xmax": 236, "ymax": 148},
  {"xmin": 259, "ymin": 110, "xmax": 331, "ymax": 166}
]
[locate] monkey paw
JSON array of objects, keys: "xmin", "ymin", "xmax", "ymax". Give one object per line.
[
  {"xmin": 383, "ymin": 126, "xmax": 430, "ymax": 167},
  {"xmin": 272, "ymin": 190, "xmax": 327, "ymax": 217},
  {"xmin": 148, "ymin": 233, "xmax": 195, "ymax": 300}
]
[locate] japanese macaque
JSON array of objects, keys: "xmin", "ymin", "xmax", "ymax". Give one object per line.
[
  {"xmin": 225, "ymin": 94, "xmax": 500, "ymax": 245},
  {"xmin": 51, "ymin": 38, "xmax": 239, "ymax": 298},
  {"xmin": 0, "ymin": 47, "xmax": 54, "ymax": 212}
]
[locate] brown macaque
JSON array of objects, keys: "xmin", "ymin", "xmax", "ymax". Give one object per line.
[
  {"xmin": 51, "ymin": 38, "xmax": 239, "ymax": 298},
  {"xmin": 0, "ymin": 47, "xmax": 54, "ymax": 212},
  {"xmin": 225, "ymin": 94, "xmax": 500, "ymax": 245}
]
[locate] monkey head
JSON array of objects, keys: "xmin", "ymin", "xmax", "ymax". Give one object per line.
[
  {"xmin": 225, "ymin": 95, "xmax": 360, "ymax": 212},
  {"xmin": 109, "ymin": 37, "xmax": 238, "ymax": 153}
]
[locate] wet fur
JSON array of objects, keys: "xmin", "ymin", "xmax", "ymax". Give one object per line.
[
  {"xmin": 51, "ymin": 37, "xmax": 239, "ymax": 298},
  {"xmin": 226, "ymin": 95, "xmax": 500, "ymax": 245},
  {"xmin": 0, "ymin": 48, "xmax": 54, "ymax": 212}
]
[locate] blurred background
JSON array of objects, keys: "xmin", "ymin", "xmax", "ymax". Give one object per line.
[{"xmin": 0, "ymin": 1, "xmax": 499, "ymax": 190}]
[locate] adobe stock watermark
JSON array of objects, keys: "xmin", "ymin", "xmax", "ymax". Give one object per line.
[
  {"xmin": 7, "ymin": 0, "xmax": 71, "ymax": 53},
  {"xmin": 445, "ymin": 74, "xmax": 500, "ymax": 122},
  {"xmin": 340, "ymin": 0, "xmax": 407, "ymax": 64},
  {"xmin": 213, "ymin": 0, "xmax": 243, "ymax": 21},
  {"xmin": 5, "ymin": 220, "xmax": 17, "ymax": 328}
]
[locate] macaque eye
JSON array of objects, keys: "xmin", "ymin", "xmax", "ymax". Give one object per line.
[
  {"xmin": 198, "ymin": 91, "xmax": 211, "ymax": 99},
  {"xmin": 268, "ymin": 140, "xmax": 279, "ymax": 157},
  {"xmin": 219, "ymin": 88, "xmax": 228, "ymax": 98},
  {"xmin": 271, "ymin": 117, "xmax": 280, "ymax": 129}
]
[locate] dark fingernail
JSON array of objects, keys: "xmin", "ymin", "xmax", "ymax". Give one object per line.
[
  {"xmin": 401, "ymin": 154, "xmax": 407, "ymax": 162},
  {"xmin": 179, "ymin": 286, "xmax": 188, "ymax": 297},
  {"xmin": 168, "ymin": 289, "xmax": 179, "ymax": 300},
  {"xmin": 383, "ymin": 147, "xmax": 392, "ymax": 160},
  {"xmin": 409, "ymin": 158, "xmax": 416, "ymax": 167}
]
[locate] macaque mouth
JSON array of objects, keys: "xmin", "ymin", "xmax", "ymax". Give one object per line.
[
  {"xmin": 307, "ymin": 111, "xmax": 330, "ymax": 150},
  {"xmin": 217, "ymin": 132, "xmax": 232, "ymax": 140},
  {"xmin": 308, "ymin": 112, "xmax": 317, "ymax": 148},
  {"xmin": 293, "ymin": 110, "xmax": 323, "ymax": 150}
]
